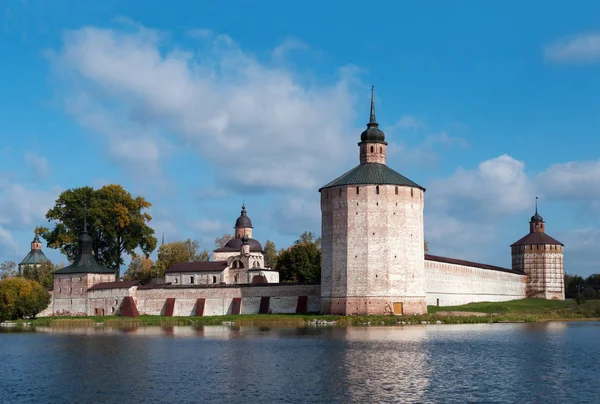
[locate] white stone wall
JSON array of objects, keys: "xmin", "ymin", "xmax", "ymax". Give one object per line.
[
  {"xmin": 425, "ymin": 259, "xmax": 527, "ymax": 306},
  {"xmin": 87, "ymin": 286, "xmax": 138, "ymax": 316},
  {"xmin": 130, "ymin": 284, "xmax": 320, "ymax": 316},
  {"xmin": 166, "ymin": 272, "xmax": 223, "ymax": 286},
  {"xmin": 321, "ymin": 184, "xmax": 426, "ymax": 315}
]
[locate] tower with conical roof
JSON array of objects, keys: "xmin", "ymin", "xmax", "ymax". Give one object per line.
[
  {"xmin": 18, "ymin": 234, "xmax": 49, "ymax": 276},
  {"xmin": 52, "ymin": 216, "xmax": 117, "ymax": 315},
  {"xmin": 319, "ymin": 87, "xmax": 427, "ymax": 315},
  {"xmin": 511, "ymin": 198, "xmax": 564, "ymax": 300}
]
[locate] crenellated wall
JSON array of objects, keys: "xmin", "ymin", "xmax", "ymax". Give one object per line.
[{"xmin": 425, "ymin": 258, "xmax": 527, "ymax": 306}]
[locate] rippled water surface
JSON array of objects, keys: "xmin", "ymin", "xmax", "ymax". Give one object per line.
[{"xmin": 1, "ymin": 322, "xmax": 598, "ymax": 403}]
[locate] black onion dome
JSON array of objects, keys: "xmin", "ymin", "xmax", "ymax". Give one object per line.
[
  {"xmin": 234, "ymin": 204, "xmax": 253, "ymax": 228},
  {"xmin": 359, "ymin": 85, "xmax": 387, "ymax": 144},
  {"xmin": 530, "ymin": 212, "xmax": 544, "ymax": 223},
  {"xmin": 219, "ymin": 237, "xmax": 263, "ymax": 252}
]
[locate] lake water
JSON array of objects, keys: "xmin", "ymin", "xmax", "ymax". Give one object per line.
[{"xmin": 0, "ymin": 322, "xmax": 598, "ymax": 403}]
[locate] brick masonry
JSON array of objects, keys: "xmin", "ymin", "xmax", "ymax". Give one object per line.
[{"xmin": 321, "ymin": 183, "xmax": 427, "ymax": 315}]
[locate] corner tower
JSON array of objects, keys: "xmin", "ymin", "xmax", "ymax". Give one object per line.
[
  {"xmin": 511, "ymin": 198, "xmax": 564, "ymax": 300},
  {"xmin": 319, "ymin": 87, "xmax": 427, "ymax": 315}
]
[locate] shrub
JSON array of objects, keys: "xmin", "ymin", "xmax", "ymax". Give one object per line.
[{"xmin": 0, "ymin": 277, "xmax": 51, "ymax": 321}]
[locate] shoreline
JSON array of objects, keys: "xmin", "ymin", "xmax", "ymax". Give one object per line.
[{"xmin": 3, "ymin": 313, "xmax": 600, "ymax": 329}]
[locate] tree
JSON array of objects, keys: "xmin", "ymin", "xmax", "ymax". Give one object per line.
[
  {"xmin": 277, "ymin": 232, "xmax": 321, "ymax": 283},
  {"xmin": 214, "ymin": 233, "xmax": 233, "ymax": 249},
  {"xmin": 295, "ymin": 231, "xmax": 321, "ymax": 249},
  {"xmin": 124, "ymin": 256, "xmax": 155, "ymax": 284},
  {"xmin": 0, "ymin": 277, "xmax": 51, "ymax": 321},
  {"xmin": 264, "ymin": 240, "xmax": 278, "ymax": 269},
  {"xmin": 36, "ymin": 184, "xmax": 157, "ymax": 279},
  {"xmin": 155, "ymin": 239, "xmax": 211, "ymax": 278},
  {"xmin": 22, "ymin": 261, "xmax": 63, "ymax": 290},
  {"xmin": 0, "ymin": 261, "xmax": 17, "ymax": 280}
]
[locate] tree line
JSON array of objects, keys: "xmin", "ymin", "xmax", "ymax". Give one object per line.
[{"xmin": 565, "ymin": 273, "xmax": 600, "ymax": 300}]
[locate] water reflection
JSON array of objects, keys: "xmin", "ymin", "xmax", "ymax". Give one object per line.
[{"xmin": 0, "ymin": 322, "xmax": 598, "ymax": 404}]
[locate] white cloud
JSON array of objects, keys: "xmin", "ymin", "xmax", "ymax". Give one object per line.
[
  {"xmin": 392, "ymin": 115, "xmax": 426, "ymax": 130},
  {"xmin": 191, "ymin": 218, "xmax": 230, "ymax": 234},
  {"xmin": 428, "ymin": 154, "xmax": 534, "ymax": 216},
  {"xmin": 25, "ymin": 152, "xmax": 50, "ymax": 180},
  {"xmin": 544, "ymin": 33, "xmax": 600, "ymax": 63},
  {"xmin": 387, "ymin": 132, "xmax": 469, "ymax": 169},
  {"xmin": 0, "ymin": 180, "xmax": 59, "ymax": 230},
  {"xmin": 272, "ymin": 38, "xmax": 309, "ymax": 59},
  {"xmin": 558, "ymin": 228, "xmax": 600, "ymax": 276},
  {"xmin": 50, "ymin": 22, "xmax": 358, "ymax": 191},
  {"xmin": 0, "ymin": 225, "xmax": 19, "ymax": 256},
  {"xmin": 538, "ymin": 160, "xmax": 600, "ymax": 201}
]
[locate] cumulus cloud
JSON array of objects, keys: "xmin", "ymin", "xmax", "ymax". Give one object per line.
[
  {"xmin": 558, "ymin": 228, "xmax": 600, "ymax": 276},
  {"xmin": 0, "ymin": 180, "xmax": 59, "ymax": 230},
  {"xmin": 49, "ymin": 22, "xmax": 358, "ymax": 192},
  {"xmin": 538, "ymin": 160, "xmax": 600, "ymax": 201},
  {"xmin": 428, "ymin": 154, "xmax": 534, "ymax": 216},
  {"xmin": 0, "ymin": 225, "xmax": 19, "ymax": 256},
  {"xmin": 25, "ymin": 152, "xmax": 50, "ymax": 180},
  {"xmin": 191, "ymin": 218, "xmax": 230, "ymax": 234},
  {"xmin": 544, "ymin": 32, "xmax": 600, "ymax": 63}
]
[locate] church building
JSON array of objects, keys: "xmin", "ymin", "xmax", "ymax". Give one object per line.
[{"xmin": 164, "ymin": 205, "xmax": 279, "ymax": 286}]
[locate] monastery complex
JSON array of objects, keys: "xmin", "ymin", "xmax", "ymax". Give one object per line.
[{"xmin": 30, "ymin": 89, "xmax": 564, "ymax": 317}]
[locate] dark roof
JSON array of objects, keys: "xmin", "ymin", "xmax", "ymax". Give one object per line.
[
  {"xmin": 88, "ymin": 281, "xmax": 139, "ymax": 291},
  {"xmin": 511, "ymin": 232, "xmax": 563, "ymax": 247},
  {"xmin": 235, "ymin": 205, "xmax": 253, "ymax": 228},
  {"xmin": 19, "ymin": 249, "xmax": 49, "ymax": 266},
  {"xmin": 165, "ymin": 261, "xmax": 228, "ymax": 273},
  {"xmin": 215, "ymin": 237, "xmax": 263, "ymax": 253},
  {"xmin": 425, "ymin": 254, "xmax": 523, "ymax": 275},
  {"xmin": 54, "ymin": 228, "xmax": 115, "ymax": 275},
  {"xmin": 530, "ymin": 213, "xmax": 544, "ymax": 223},
  {"xmin": 319, "ymin": 163, "xmax": 425, "ymax": 191}
]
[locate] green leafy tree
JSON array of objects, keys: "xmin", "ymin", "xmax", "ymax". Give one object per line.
[
  {"xmin": 0, "ymin": 261, "xmax": 17, "ymax": 280},
  {"xmin": 155, "ymin": 239, "xmax": 211, "ymax": 278},
  {"xmin": 124, "ymin": 256, "xmax": 155, "ymax": 284},
  {"xmin": 0, "ymin": 277, "xmax": 51, "ymax": 321},
  {"xmin": 263, "ymin": 240, "xmax": 278, "ymax": 269},
  {"xmin": 277, "ymin": 232, "xmax": 321, "ymax": 283},
  {"xmin": 214, "ymin": 233, "xmax": 233, "ymax": 249},
  {"xmin": 22, "ymin": 261, "xmax": 63, "ymax": 290},
  {"xmin": 36, "ymin": 184, "xmax": 157, "ymax": 279}
]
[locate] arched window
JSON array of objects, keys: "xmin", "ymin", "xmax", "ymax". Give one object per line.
[
  {"xmin": 380, "ymin": 146, "xmax": 382, "ymax": 153},
  {"xmin": 370, "ymin": 146, "xmax": 374, "ymax": 153},
  {"xmin": 395, "ymin": 186, "xmax": 398, "ymax": 195},
  {"xmin": 356, "ymin": 186, "xmax": 359, "ymax": 194},
  {"xmin": 376, "ymin": 185, "xmax": 380, "ymax": 194},
  {"xmin": 411, "ymin": 188, "xmax": 414, "ymax": 197}
]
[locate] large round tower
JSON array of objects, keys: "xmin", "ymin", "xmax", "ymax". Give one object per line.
[
  {"xmin": 511, "ymin": 198, "xmax": 564, "ymax": 300},
  {"xmin": 319, "ymin": 87, "xmax": 427, "ymax": 315}
]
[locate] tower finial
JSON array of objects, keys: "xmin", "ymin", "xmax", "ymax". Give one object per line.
[
  {"xmin": 161, "ymin": 232, "xmax": 165, "ymax": 246},
  {"xmin": 535, "ymin": 196, "xmax": 538, "ymax": 215},
  {"xmin": 83, "ymin": 206, "xmax": 88, "ymax": 233},
  {"xmin": 369, "ymin": 85, "xmax": 376, "ymax": 124}
]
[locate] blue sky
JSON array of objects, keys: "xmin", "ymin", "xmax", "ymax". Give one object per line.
[{"xmin": 2, "ymin": 0, "xmax": 600, "ymax": 276}]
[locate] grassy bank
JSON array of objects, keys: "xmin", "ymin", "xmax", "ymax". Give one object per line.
[{"xmin": 7, "ymin": 299, "xmax": 600, "ymax": 328}]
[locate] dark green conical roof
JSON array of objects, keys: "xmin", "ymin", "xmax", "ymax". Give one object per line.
[{"xmin": 54, "ymin": 219, "xmax": 115, "ymax": 275}]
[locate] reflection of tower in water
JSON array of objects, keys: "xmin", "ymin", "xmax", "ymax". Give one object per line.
[{"xmin": 339, "ymin": 327, "xmax": 431, "ymax": 403}]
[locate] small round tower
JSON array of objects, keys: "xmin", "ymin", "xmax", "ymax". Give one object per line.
[
  {"xmin": 511, "ymin": 198, "xmax": 564, "ymax": 300},
  {"xmin": 319, "ymin": 87, "xmax": 427, "ymax": 315},
  {"xmin": 234, "ymin": 204, "xmax": 253, "ymax": 239}
]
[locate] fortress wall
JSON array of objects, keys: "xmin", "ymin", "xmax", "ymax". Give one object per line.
[
  {"xmin": 87, "ymin": 287, "xmax": 138, "ymax": 316},
  {"xmin": 128, "ymin": 284, "xmax": 320, "ymax": 316},
  {"xmin": 425, "ymin": 259, "xmax": 527, "ymax": 306}
]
